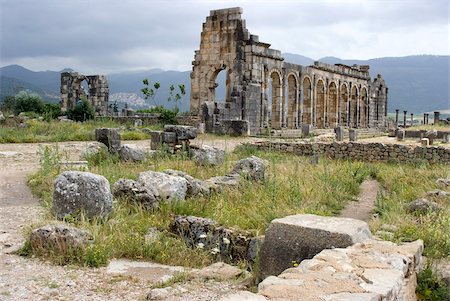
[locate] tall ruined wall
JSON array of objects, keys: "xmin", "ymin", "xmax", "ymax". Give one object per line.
[
  {"xmin": 190, "ymin": 7, "xmax": 389, "ymax": 134},
  {"xmin": 60, "ymin": 72, "xmax": 109, "ymax": 116}
]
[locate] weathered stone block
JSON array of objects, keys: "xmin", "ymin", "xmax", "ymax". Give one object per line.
[
  {"xmin": 259, "ymin": 214, "xmax": 372, "ymax": 278},
  {"xmin": 396, "ymin": 130, "xmax": 405, "ymax": 141},
  {"xmin": 95, "ymin": 128, "xmax": 121, "ymax": 152},
  {"xmin": 53, "ymin": 171, "xmax": 113, "ymax": 220},
  {"xmin": 221, "ymin": 120, "xmax": 249, "ymax": 136},
  {"xmin": 162, "ymin": 131, "xmax": 177, "ymax": 144},
  {"xmin": 149, "ymin": 130, "xmax": 163, "ymax": 150},
  {"xmin": 334, "ymin": 126, "xmax": 344, "ymax": 142},
  {"xmin": 301, "ymin": 124, "xmax": 312, "ymax": 137},
  {"xmin": 349, "ymin": 129, "xmax": 358, "ymax": 142},
  {"xmin": 164, "ymin": 125, "xmax": 197, "ymax": 140}
]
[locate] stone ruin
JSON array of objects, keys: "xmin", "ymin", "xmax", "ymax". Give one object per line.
[
  {"xmin": 60, "ymin": 72, "xmax": 109, "ymax": 115},
  {"xmin": 190, "ymin": 7, "xmax": 388, "ymax": 135}
]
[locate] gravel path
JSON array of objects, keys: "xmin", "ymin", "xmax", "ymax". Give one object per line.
[
  {"xmin": 339, "ymin": 179, "xmax": 380, "ymax": 221},
  {"xmin": 0, "ymin": 138, "xmax": 252, "ymax": 301}
]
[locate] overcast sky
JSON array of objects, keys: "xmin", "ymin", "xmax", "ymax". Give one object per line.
[{"xmin": 1, "ymin": 0, "xmax": 449, "ymax": 74}]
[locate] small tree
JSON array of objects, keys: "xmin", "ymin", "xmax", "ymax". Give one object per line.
[
  {"xmin": 13, "ymin": 91, "xmax": 45, "ymax": 115},
  {"xmin": 67, "ymin": 96, "xmax": 95, "ymax": 122},
  {"xmin": 141, "ymin": 78, "xmax": 160, "ymax": 106},
  {"xmin": 167, "ymin": 84, "xmax": 186, "ymax": 112}
]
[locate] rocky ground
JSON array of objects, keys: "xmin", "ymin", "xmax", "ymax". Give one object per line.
[{"xmin": 0, "ymin": 138, "xmax": 255, "ymax": 301}]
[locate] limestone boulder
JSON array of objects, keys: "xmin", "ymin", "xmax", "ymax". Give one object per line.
[
  {"xmin": 259, "ymin": 214, "xmax": 373, "ymax": 278},
  {"xmin": 163, "ymin": 125, "xmax": 197, "ymax": 140},
  {"xmin": 112, "ymin": 178, "xmax": 159, "ymax": 209},
  {"xmin": 231, "ymin": 156, "xmax": 268, "ymax": 181},
  {"xmin": 163, "ymin": 169, "xmax": 211, "ymax": 197},
  {"xmin": 407, "ymin": 198, "xmax": 441, "ymax": 214},
  {"xmin": 192, "ymin": 145, "xmax": 225, "ymax": 166},
  {"xmin": 80, "ymin": 141, "xmax": 108, "ymax": 159},
  {"xmin": 95, "ymin": 128, "xmax": 121, "ymax": 152},
  {"xmin": 53, "ymin": 171, "xmax": 112, "ymax": 219},
  {"xmin": 137, "ymin": 171, "xmax": 188, "ymax": 202},
  {"xmin": 30, "ymin": 224, "xmax": 92, "ymax": 254},
  {"xmin": 0, "ymin": 111, "xmax": 5, "ymax": 121},
  {"xmin": 192, "ymin": 262, "xmax": 244, "ymax": 281},
  {"xmin": 426, "ymin": 189, "xmax": 450, "ymax": 199},
  {"xmin": 205, "ymin": 174, "xmax": 240, "ymax": 190},
  {"xmin": 119, "ymin": 144, "xmax": 146, "ymax": 162},
  {"xmin": 436, "ymin": 178, "xmax": 450, "ymax": 187}
]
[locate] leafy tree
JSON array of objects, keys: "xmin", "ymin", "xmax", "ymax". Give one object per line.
[
  {"xmin": 67, "ymin": 97, "xmax": 95, "ymax": 122},
  {"xmin": 43, "ymin": 103, "xmax": 62, "ymax": 121},
  {"xmin": 13, "ymin": 91, "xmax": 45, "ymax": 114},
  {"xmin": 167, "ymin": 84, "xmax": 186, "ymax": 112},
  {"xmin": 141, "ymin": 78, "xmax": 160, "ymax": 106},
  {"xmin": 0, "ymin": 95, "xmax": 17, "ymax": 112}
]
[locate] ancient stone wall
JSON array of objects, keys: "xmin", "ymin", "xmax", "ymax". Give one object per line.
[
  {"xmin": 251, "ymin": 141, "xmax": 450, "ymax": 164},
  {"xmin": 190, "ymin": 8, "xmax": 388, "ymax": 135},
  {"xmin": 61, "ymin": 72, "xmax": 109, "ymax": 115}
]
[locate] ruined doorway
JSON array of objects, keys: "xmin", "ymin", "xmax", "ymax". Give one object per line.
[
  {"xmin": 328, "ymin": 82, "xmax": 338, "ymax": 127},
  {"xmin": 287, "ymin": 74, "xmax": 297, "ymax": 129},
  {"xmin": 214, "ymin": 69, "xmax": 229, "ymax": 103},
  {"xmin": 340, "ymin": 83, "xmax": 349, "ymax": 126},
  {"xmin": 360, "ymin": 87, "xmax": 368, "ymax": 127},
  {"xmin": 316, "ymin": 79, "xmax": 326, "ymax": 128},
  {"xmin": 350, "ymin": 86, "xmax": 358, "ymax": 127},
  {"xmin": 302, "ymin": 77, "xmax": 312, "ymax": 125},
  {"xmin": 270, "ymin": 71, "xmax": 282, "ymax": 129}
]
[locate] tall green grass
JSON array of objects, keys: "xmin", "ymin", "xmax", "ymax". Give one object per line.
[{"xmin": 0, "ymin": 119, "xmax": 153, "ymax": 143}]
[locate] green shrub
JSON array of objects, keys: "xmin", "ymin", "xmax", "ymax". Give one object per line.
[
  {"xmin": 137, "ymin": 105, "xmax": 177, "ymax": 124},
  {"xmin": 417, "ymin": 266, "xmax": 449, "ymax": 301},
  {"xmin": 67, "ymin": 97, "xmax": 95, "ymax": 122}
]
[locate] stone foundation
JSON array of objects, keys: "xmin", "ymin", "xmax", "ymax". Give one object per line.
[{"xmin": 251, "ymin": 141, "xmax": 450, "ymax": 164}]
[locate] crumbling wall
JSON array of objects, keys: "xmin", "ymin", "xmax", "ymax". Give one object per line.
[
  {"xmin": 190, "ymin": 8, "xmax": 389, "ymax": 135},
  {"xmin": 60, "ymin": 72, "xmax": 109, "ymax": 115}
]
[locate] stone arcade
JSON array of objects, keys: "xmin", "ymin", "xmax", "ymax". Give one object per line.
[
  {"xmin": 60, "ymin": 72, "xmax": 109, "ymax": 115},
  {"xmin": 190, "ymin": 8, "xmax": 388, "ymax": 135}
]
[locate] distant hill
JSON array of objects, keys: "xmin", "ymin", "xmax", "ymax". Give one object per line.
[
  {"xmin": 1, "ymin": 54, "xmax": 448, "ymax": 113},
  {"xmin": 0, "ymin": 75, "xmax": 59, "ymax": 103}
]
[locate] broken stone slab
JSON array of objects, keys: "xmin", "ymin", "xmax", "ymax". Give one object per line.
[
  {"xmin": 407, "ymin": 198, "xmax": 441, "ymax": 214},
  {"xmin": 118, "ymin": 144, "xmax": 146, "ymax": 162},
  {"xmin": 162, "ymin": 131, "xmax": 177, "ymax": 144},
  {"xmin": 436, "ymin": 178, "xmax": 450, "ymax": 187},
  {"xmin": 426, "ymin": 189, "xmax": 450, "ymax": 199},
  {"xmin": 164, "ymin": 124, "xmax": 197, "ymax": 140},
  {"xmin": 80, "ymin": 141, "xmax": 108, "ymax": 159},
  {"xmin": 221, "ymin": 119, "xmax": 250, "ymax": 136},
  {"xmin": 205, "ymin": 174, "xmax": 240, "ymax": 189},
  {"xmin": 30, "ymin": 224, "xmax": 92, "ymax": 254},
  {"xmin": 163, "ymin": 169, "xmax": 211, "ymax": 197},
  {"xmin": 149, "ymin": 130, "xmax": 163, "ymax": 150},
  {"xmin": 53, "ymin": 171, "xmax": 113, "ymax": 220},
  {"xmin": 191, "ymin": 145, "xmax": 225, "ymax": 166},
  {"xmin": 171, "ymin": 215, "xmax": 258, "ymax": 263},
  {"xmin": 420, "ymin": 138, "xmax": 429, "ymax": 146},
  {"xmin": 106, "ymin": 259, "xmax": 184, "ymax": 283},
  {"xmin": 348, "ymin": 129, "xmax": 358, "ymax": 142},
  {"xmin": 112, "ymin": 178, "xmax": 159, "ymax": 209},
  {"xmin": 334, "ymin": 126, "xmax": 344, "ymax": 142},
  {"xmin": 259, "ymin": 214, "xmax": 373, "ymax": 278},
  {"xmin": 231, "ymin": 156, "xmax": 268, "ymax": 181},
  {"xmin": 95, "ymin": 128, "xmax": 121, "ymax": 152},
  {"xmin": 191, "ymin": 262, "xmax": 245, "ymax": 281},
  {"xmin": 396, "ymin": 129, "xmax": 405, "ymax": 141},
  {"xmin": 137, "ymin": 171, "xmax": 188, "ymax": 202}
]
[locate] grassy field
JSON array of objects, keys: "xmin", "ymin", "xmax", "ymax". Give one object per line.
[
  {"xmin": 0, "ymin": 119, "xmax": 158, "ymax": 143},
  {"xmin": 24, "ymin": 143, "xmax": 450, "ymax": 273}
]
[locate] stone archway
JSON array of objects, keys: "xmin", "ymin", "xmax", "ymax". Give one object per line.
[
  {"xmin": 360, "ymin": 87, "xmax": 368, "ymax": 127},
  {"xmin": 287, "ymin": 74, "xmax": 298, "ymax": 129},
  {"xmin": 212, "ymin": 68, "xmax": 230, "ymax": 103},
  {"xmin": 315, "ymin": 79, "xmax": 326, "ymax": 128},
  {"xmin": 302, "ymin": 77, "xmax": 312, "ymax": 125},
  {"xmin": 328, "ymin": 82, "xmax": 338, "ymax": 127},
  {"xmin": 270, "ymin": 71, "xmax": 282, "ymax": 129},
  {"xmin": 339, "ymin": 83, "xmax": 349, "ymax": 126},
  {"xmin": 350, "ymin": 85, "xmax": 359, "ymax": 127}
]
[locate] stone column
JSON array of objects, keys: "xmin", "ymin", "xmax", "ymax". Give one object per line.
[
  {"xmin": 395, "ymin": 109, "xmax": 399, "ymax": 126},
  {"xmin": 434, "ymin": 111, "xmax": 440, "ymax": 124},
  {"xmin": 424, "ymin": 114, "xmax": 429, "ymax": 125},
  {"xmin": 403, "ymin": 110, "xmax": 407, "ymax": 128},
  {"xmin": 423, "ymin": 114, "xmax": 426, "ymax": 125},
  {"xmin": 410, "ymin": 113, "xmax": 414, "ymax": 127}
]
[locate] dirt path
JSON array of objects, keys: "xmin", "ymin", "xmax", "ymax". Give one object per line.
[
  {"xmin": 0, "ymin": 138, "xmax": 253, "ymax": 301},
  {"xmin": 339, "ymin": 179, "xmax": 380, "ymax": 221}
]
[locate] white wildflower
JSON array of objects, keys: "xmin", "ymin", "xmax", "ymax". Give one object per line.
[
  {"xmin": 222, "ymin": 237, "xmax": 230, "ymax": 245},
  {"xmin": 211, "ymin": 247, "xmax": 220, "ymax": 255},
  {"xmin": 199, "ymin": 233, "xmax": 207, "ymax": 238},
  {"xmin": 196, "ymin": 242, "xmax": 205, "ymax": 249}
]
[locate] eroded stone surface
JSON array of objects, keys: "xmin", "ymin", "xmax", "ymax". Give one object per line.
[
  {"xmin": 137, "ymin": 171, "xmax": 188, "ymax": 202},
  {"xmin": 231, "ymin": 156, "xmax": 268, "ymax": 181}
]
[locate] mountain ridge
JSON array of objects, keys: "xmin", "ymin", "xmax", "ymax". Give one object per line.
[{"xmin": 1, "ymin": 54, "xmax": 448, "ymax": 113}]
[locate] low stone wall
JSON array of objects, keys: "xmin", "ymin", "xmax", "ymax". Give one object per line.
[
  {"xmin": 404, "ymin": 130, "xmax": 450, "ymax": 139},
  {"xmin": 170, "ymin": 215, "xmax": 261, "ymax": 263},
  {"xmin": 222, "ymin": 239, "xmax": 423, "ymax": 301},
  {"xmin": 251, "ymin": 141, "xmax": 450, "ymax": 164}
]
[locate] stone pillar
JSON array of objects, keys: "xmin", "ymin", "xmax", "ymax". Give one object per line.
[
  {"xmin": 334, "ymin": 126, "xmax": 344, "ymax": 142},
  {"xmin": 95, "ymin": 128, "xmax": 121, "ymax": 152},
  {"xmin": 349, "ymin": 129, "xmax": 358, "ymax": 142},
  {"xmin": 396, "ymin": 129, "xmax": 405, "ymax": 141},
  {"xmin": 434, "ymin": 111, "xmax": 440, "ymax": 124},
  {"xmin": 423, "ymin": 114, "xmax": 426, "ymax": 125},
  {"xmin": 403, "ymin": 111, "xmax": 407, "ymax": 128},
  {"xmin": 410, "ymin": 113, "xmax": 414, "ymax": 127},
  {"xmin": 395, "ymin": 109, "xmax": 399, "ymax": 126},
  {"xmin": 425, "ymin": 114, "xmax": 429, "ymax": 125},
  {"xmin": 302, "ymin": 124, "xmax": 312, "ymax": 137}
]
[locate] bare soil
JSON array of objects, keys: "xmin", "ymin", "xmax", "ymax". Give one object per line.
[{"xmin": 339, "ymin": 179, "xmax": 380, "ymax": 221}]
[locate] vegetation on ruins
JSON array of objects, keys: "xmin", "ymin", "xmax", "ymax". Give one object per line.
[
  {"xmin": 0, "ymin": 119, "xmax": 151, "ymax": 143},
  {"xmin": 66, "ymin": 96, "xmax": 95, "ymax": 122},
  {"xmin": 23, "ymin": 143, "xmax": 449, "ymax": 281}
]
